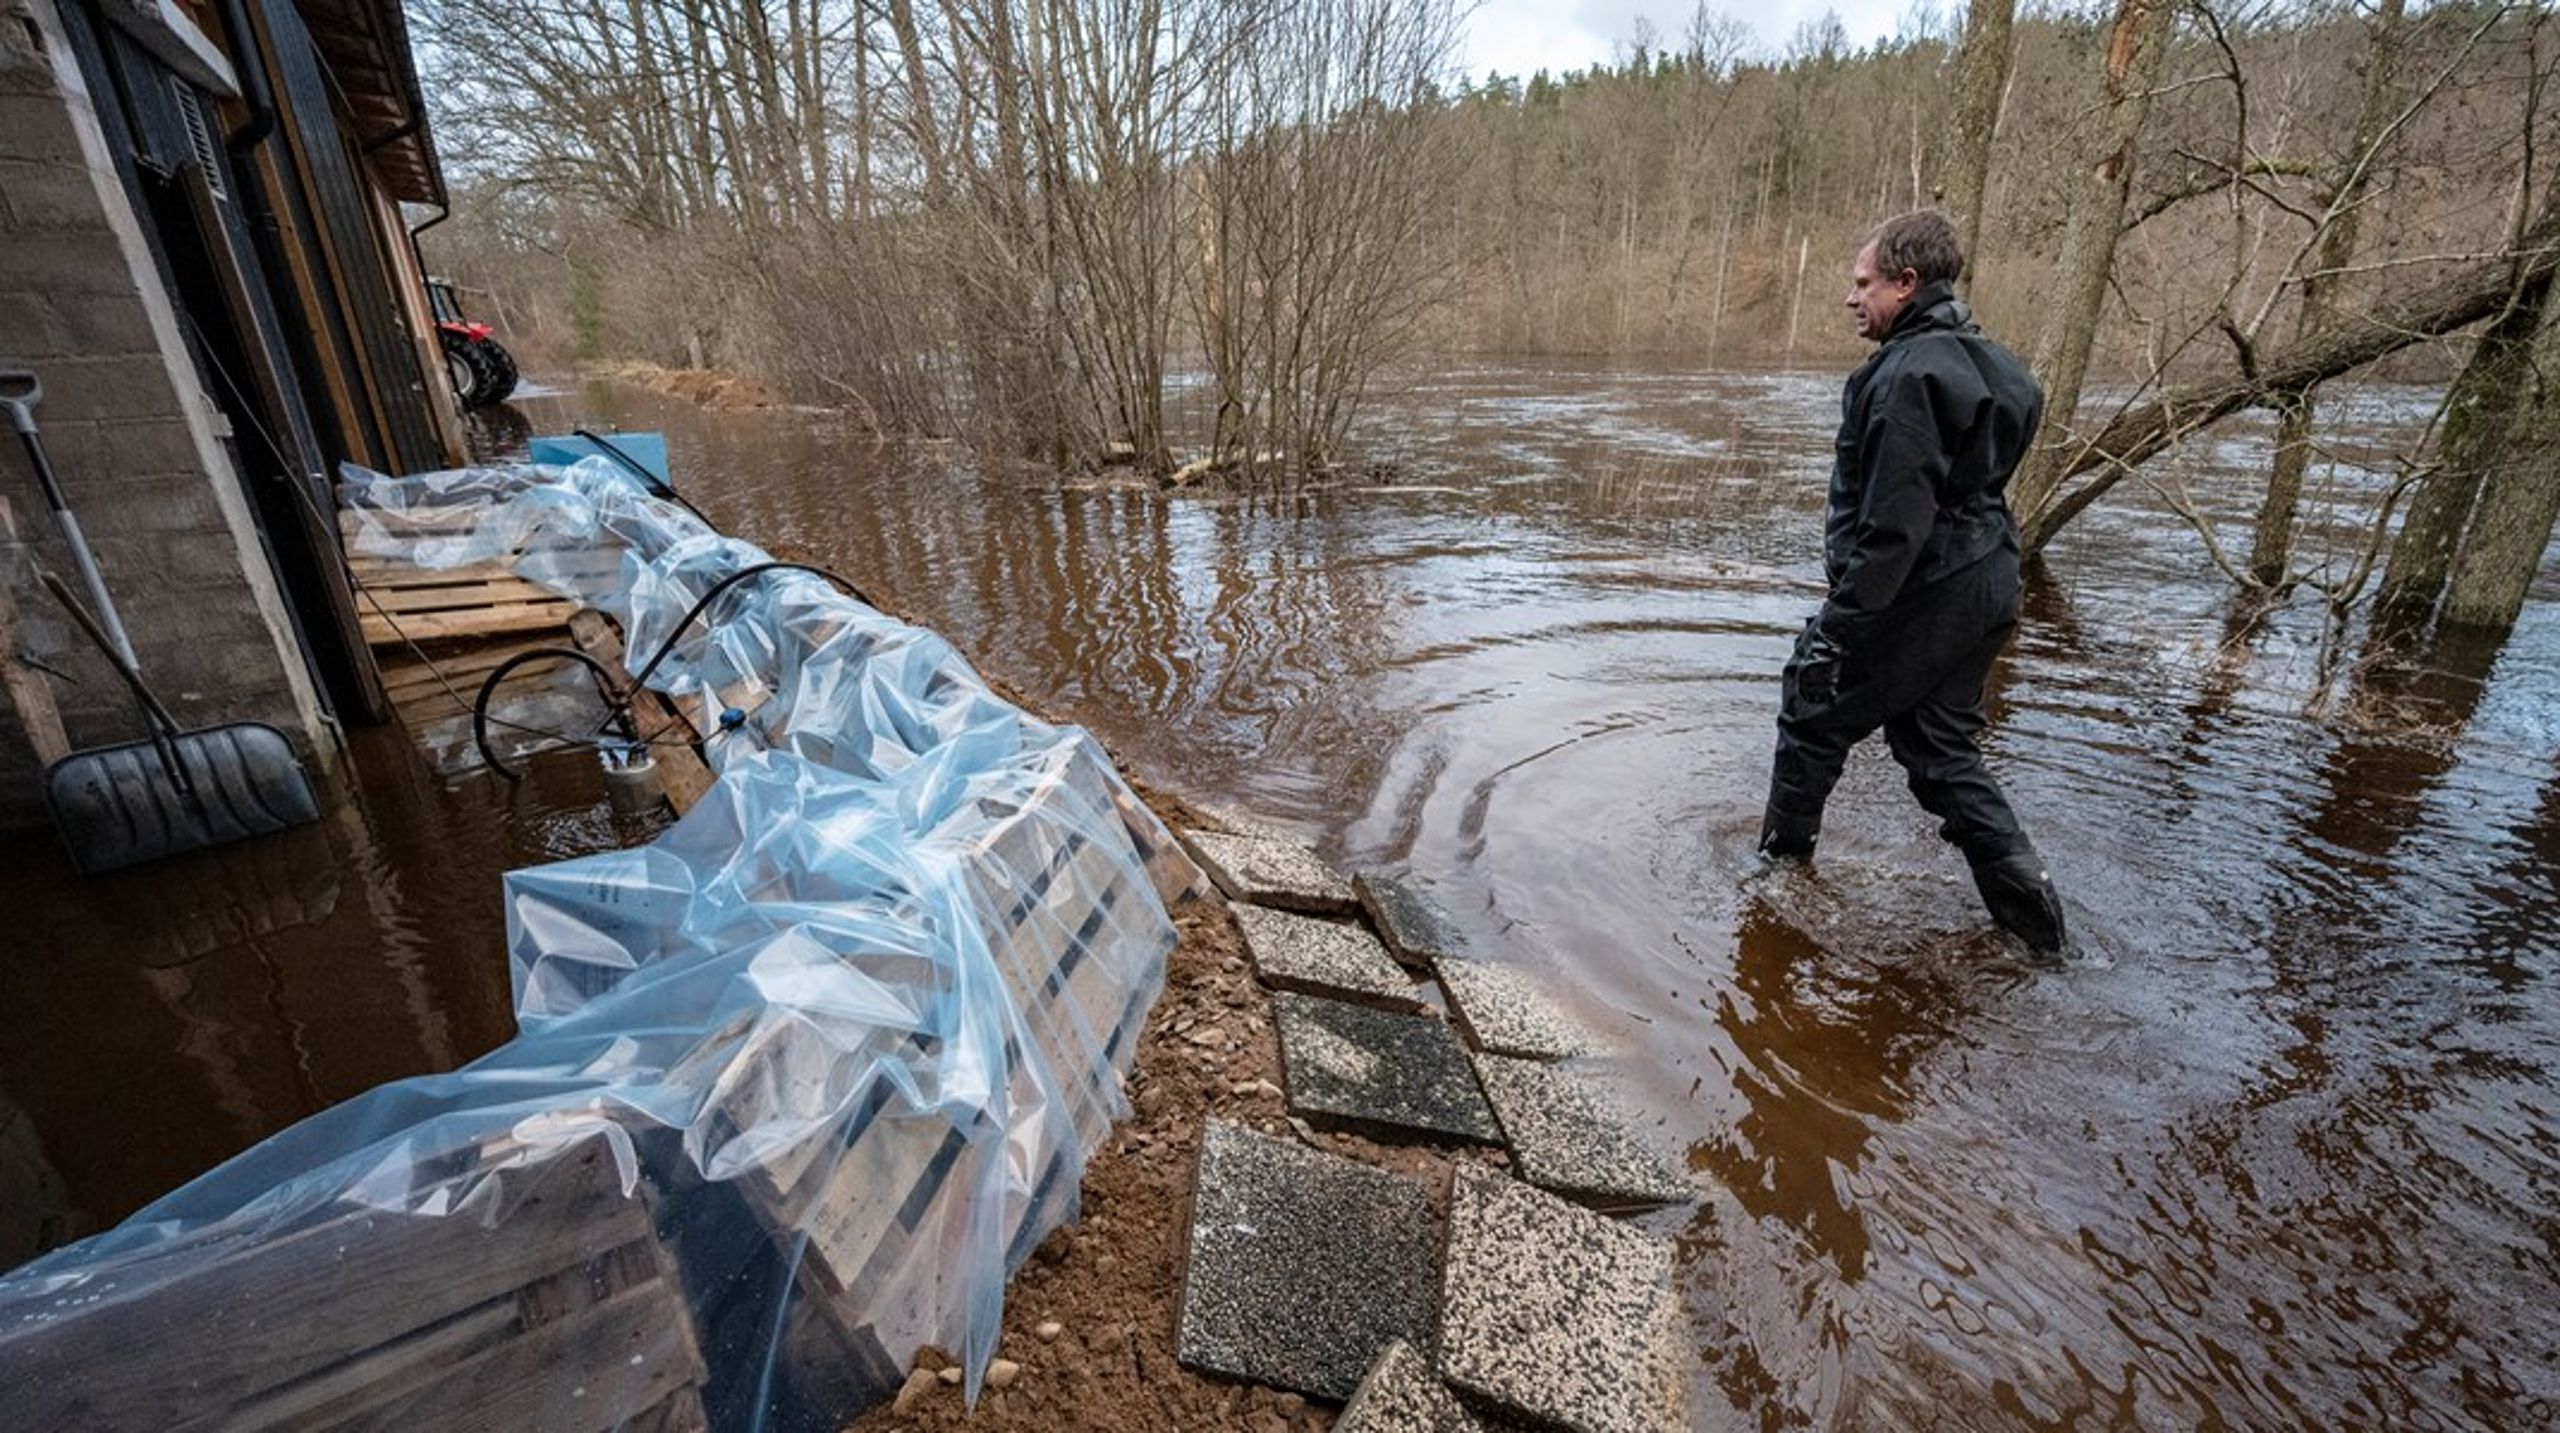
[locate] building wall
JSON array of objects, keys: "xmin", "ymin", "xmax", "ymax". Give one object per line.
[
  {"xmin": 374, "ymin": 185, "xmax": 468, "ymax": 468},
  {"xmin": 0, "ymin": 0, "xmax": 329, "ymax": 829},
  {"xmin": 248, "ymin": 0, "xmax": 451, "ymax": 477}
]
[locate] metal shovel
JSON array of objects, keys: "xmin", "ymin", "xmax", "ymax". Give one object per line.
[
  {"xmin": 5, "ymin": 365, "xmax": 319, "ymax": 868},
  {"xmin": 38, "ymin": 572, "xmax": 319, "ymax": 873}
]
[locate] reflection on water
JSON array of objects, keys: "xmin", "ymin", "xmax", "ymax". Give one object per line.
[
  {"xmin": 0, "ymin": 726, "xmax": 641, "ymax": 1263},
  {"xmin": 10, "ymin": 362, "xmax": 2555, "ymax": 1426}
]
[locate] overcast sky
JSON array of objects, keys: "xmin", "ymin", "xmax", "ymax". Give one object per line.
[{"xmin": 1456, "ymin": 1, "xmax": 1918, "ymax": 82}]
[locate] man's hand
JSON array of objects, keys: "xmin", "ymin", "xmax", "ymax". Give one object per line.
[{"xmin": 1793, "ymin": 620, "xmax": 1846, "ymax": 704}]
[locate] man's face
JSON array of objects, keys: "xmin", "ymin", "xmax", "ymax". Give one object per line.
[{"xmin": 1846, "ymin": 243, "xmax": 1920, "ymax": 343}]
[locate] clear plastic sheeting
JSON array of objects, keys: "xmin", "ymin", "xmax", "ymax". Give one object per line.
[{"xmin": 0, "ymin": 459, "xmax": 1196, "ymax": 1432}]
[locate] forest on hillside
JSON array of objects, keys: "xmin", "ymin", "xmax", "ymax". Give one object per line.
[{"xmin": 420, "ymin": 0, "xmax": 2560, "ymax": 637}]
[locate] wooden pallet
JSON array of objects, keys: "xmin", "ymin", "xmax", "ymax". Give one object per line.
[
  {"xmin": 340, "ymin": 505, "xmax": 620, "ymax": 648},
  {"xmin": 332, "ymin": 497, "xmax": 1200, "ymax": 1418},
  {"xmin": 376, "ymin": 637, "xmax": 594, "ymax": 741},
  {"xmin": 658, "ymin": 740, "xmax": 1169, "ymax": 1423},
  {"xmin": 342, "ymin": 501, "xmax": 720, "ymax": 810},
  {"xmin": 0, "ymin": 1136, "xmax": 710, "ymax": 1432},
  {"xmin": 567, "ymin": 611, "xmax": 718, "ymax": 812}
]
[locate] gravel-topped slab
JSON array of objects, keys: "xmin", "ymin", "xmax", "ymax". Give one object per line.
[
  {"xmin": 1436, "ymin": 957, "xmax": 1599, "ymax": 1060},
  {"xmin": 1234, "ymin": 904, "xmax": 1425, "ymax": 1010},
  {"xmin": 1274, "ymin": 993, "xmax": 1502, "ymax": 1144},
  {"xmin": 1337, "ymin": 1339, "xmax": 1486, "ymax": 1433},
  {"xmin": 1183, "ymin": 830, "xmax": 1359, "ymax": 914},
  {"xmin": 1194, "ymin": 803, "xmax": 1301, "ymax": 842},
  {"xmin": 1354, "ymin": 872, "xmax": 1466, "ymax": 969},
  {"xmin": 1176, "ymin": 1121, "xmax": 1440, "ymax": 1401},
  {"xmin": 1439, "ymin": 1167, "xmax": 1687, "ymax": 1433},
  {"xmin": 1471, "ymin": 1054, "xmax": 1690, "ymax": 1210}
]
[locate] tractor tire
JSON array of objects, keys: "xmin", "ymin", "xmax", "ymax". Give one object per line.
[
  {"xmin": 438, "ymin": 329, "xmax": 485, "ymax": 409},
  {"xmin": 468, "ymin": 336, "xmax": 519, "ymax": 405}
]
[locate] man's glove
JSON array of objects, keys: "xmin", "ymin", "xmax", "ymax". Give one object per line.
[{"xmin": 1792, "ymin": 620, "xmax": 1846, "ymax": 704}]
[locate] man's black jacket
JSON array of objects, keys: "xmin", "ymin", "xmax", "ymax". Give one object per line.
[{"xmin": 1818, "ymin": 280, "xmax": 2042, "ymax": 656}]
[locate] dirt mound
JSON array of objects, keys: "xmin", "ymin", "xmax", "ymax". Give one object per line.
[{"xmin": 597, "ymin": 361, "xmax": 782, "ymax": 410}]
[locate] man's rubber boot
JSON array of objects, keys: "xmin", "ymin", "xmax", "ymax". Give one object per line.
[
  {"xmin": 1970, "ymin": 852, "xmax": 2067, "ymax": 961},
  {"xmin": 1759, "ymin": 806, "xmax": 1820, "ymax": 862}
]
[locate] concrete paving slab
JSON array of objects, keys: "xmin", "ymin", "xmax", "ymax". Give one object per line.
[
  {"xmin": 1470, "ymin": 1054, "xmax": 1690, "ymax": 1210},
  {"xmin": 1436, "ymin": 957, "xmax": 1598, "ymax": 1060},
  {"xmin": 1354, "ymin": 871, "xmax": 1466, "ymax": 969},
  {"xmin": 1274, "ymin": 993, "xmax": 1502, "ymax": 1145},
  {"xmin": 1183, "ymin": 830, "xmax": 1359, "ymax": 914},
  {"xmin": 1439, "ymin": 1166, "xmax": 1687, "ymax": 1433},
  {"xmin": 1176, "ymin": 1121, "xmax": 1440, "ymax": 1401},
  {"xmin": 1235, "ymin": 904, "xmax": 1425, "ymax": 1010},
  {"xmin": 1337, "ymin": 1339, "xmax": 1485, "ymax": 1433},
  {"xmin": 1195, "ymin": 803, "xmax": 1300, "ymax": 842}
]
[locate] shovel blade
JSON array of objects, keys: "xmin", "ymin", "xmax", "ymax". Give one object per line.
[{"xmin": 44, "ymin": 722, "xmax": 320, "ymax": 874}]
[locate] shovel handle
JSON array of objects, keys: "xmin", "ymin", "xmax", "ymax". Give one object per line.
[{"xmin": 37, "ymin": 570, "xmax": 182, "ymax": 737}]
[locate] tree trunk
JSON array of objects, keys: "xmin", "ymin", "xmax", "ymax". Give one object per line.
[
  {"xmin": 2250, "ymin": 396, "xmax": 2318, "ymax": 586},
  {"xmin": 2377, "ymin": 284, "xmax": 2547, "ymax": 616},
  {"xmin": 1708, "ymin": 198, "xmax": 1735, "ymax": 365},
  {"xmin": 852, "ymin": 19, "xmax": 873, "ymax": 220},
  {"xmin": 1785, "ymin": 233, "xmax": 1810, "ymax": 358},
  {"xmin": 2017, "ymin": 197, "xmax": 2560, "ymax": 550},
  {"xmin": 887, "ymin": 0, "xmax": 947, "ymax": 202},
  {"xmin": 2247, "ymin": 0, "xmax": 2404, "ymax": 584},
  {"xmin": 1938, "ymin": 0, "xmax": 2016, "ymax": 290},
  {"xmin": 2011, "ymin": 0, "xmax": 2176, "ymax": 533},
  {"xmin": 2442, "ymin": 283, "xmax": 2560, "ymax": 630}
]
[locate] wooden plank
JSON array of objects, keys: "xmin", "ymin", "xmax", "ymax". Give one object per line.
[
  {"xmin": 0, "ymin": 575, "xmax": 70, "ymax": 765},
  {"xmin": 1115, "ymin": 785, "xmax": 1208, "ymax": 908},
  {"xmin": 193, "ymin": 1300, "xmax": 520, "ymax": 1431},
  {"xmin": 278, "ymin": 1237, "xmax": 693, "ymax": 1431},
  {"xmin": 0, "ymin": 1140, "xmax": 649, "ymax": 1430},
  {"xmin": 386, "ymin": 677, "xmax": 566, "ymax": 729},
  {"xmin": 350, "ymin": 556, "xmax": 624, "ymax": 589},
  {"xmin": 329, "ymin": 1276, "xmax": 703, "ymax": 1433},
  {"xmin": 349, "ymin": 555, "xmax": 523, "ymax": 583},
  {"xmin": 361, "ymin": 601, "xmax": 576, "ymax": 646},
  {"xmin": 378, "ymin": 640, "xmax": 578, "ymax": 702},
  {"xmin": 568, "ymin": 610, "xmax": 717, "ymax": 815},
  {"xmin": 360, "ymin": 577, "xmax": 566, "ymax": 615},
  {"xmin": 355, "ymin": 573, "xmax": 560, "ymax": 614},
  {"xmin": 337, "ymin": 505, "xmax": 491, "ymax": 540}
]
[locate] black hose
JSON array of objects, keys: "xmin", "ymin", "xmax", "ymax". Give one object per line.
[
  {"xmin": 623, "ymin": 560, "xmax": 874, "ymax": 696},
  {"xmin": 575, "ymin": 428, "xmax": 719, "ymax": 530},
  {"xmin": 471, "ymin": 645, "xmax": 639, "ymax": 781},
  {"xmin": 469, "ymin": 562, "xmax": 873, "ymax": 779}
]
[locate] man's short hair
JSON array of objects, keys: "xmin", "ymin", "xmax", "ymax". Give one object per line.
[{"xmin": 1870, "ymin": 211, "xmax": 1965, "ymax": 287}]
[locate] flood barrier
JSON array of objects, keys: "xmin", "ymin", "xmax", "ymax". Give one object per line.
[{"xmin": 0, "ymin": 459, "xmax": 1196, "ymax": 1431}]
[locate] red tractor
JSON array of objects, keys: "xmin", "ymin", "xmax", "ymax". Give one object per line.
[{"xmin": 429, "ymin": 278, "xmax": 519, "ymax": 409}]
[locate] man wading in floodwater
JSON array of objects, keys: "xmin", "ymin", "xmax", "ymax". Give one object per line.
[{"xmin": 1759, "ymin": 210, "xmax": 2068, "ymax": 959}]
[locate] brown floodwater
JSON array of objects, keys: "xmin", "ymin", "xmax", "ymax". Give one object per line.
[{"xmin": 3, "ymin": 364, "xmax": 2553, "ymax": 1428}]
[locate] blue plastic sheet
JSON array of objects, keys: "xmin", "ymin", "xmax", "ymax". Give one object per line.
[{"xmin": 0, "ymin": 460, "xmax": 1194, "ymax": 1431}]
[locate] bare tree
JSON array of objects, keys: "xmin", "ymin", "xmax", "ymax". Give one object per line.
[
  {"xmin": 2246, "ymin": 0, "xmax": 2406, "ymax": 585},
  {"xmin": 2376, "ymin": 290, "xmax": 2547, "ymax": 617},
  {"xmin": 2017, "ymin": 188, "xmax": 2560, "ymax": 550},
  {"xmin": 1937, "ymin": 0, "xmax": 2016, "ymax": 285},
  {"xmin": 2441, "ymin": 280, "xmax": 2560, "ymax": 628},
  {"xmin": 1188, "ymin": 0, "xmax": 1460, "ymax": 480},
  {"xmin": 2008, "ymin": 0, "xmax": 2177, "ymax": 536}
]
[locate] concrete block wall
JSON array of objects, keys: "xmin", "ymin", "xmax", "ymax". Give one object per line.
[{"xmin": 0, "ymin": 0, "xmax": 328, "ymax": 831}]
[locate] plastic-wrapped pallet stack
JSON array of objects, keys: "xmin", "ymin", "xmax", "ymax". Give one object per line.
[{"xmin": 0, "ymin": 460, "xmax": 1195, "ymax": 1432}]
